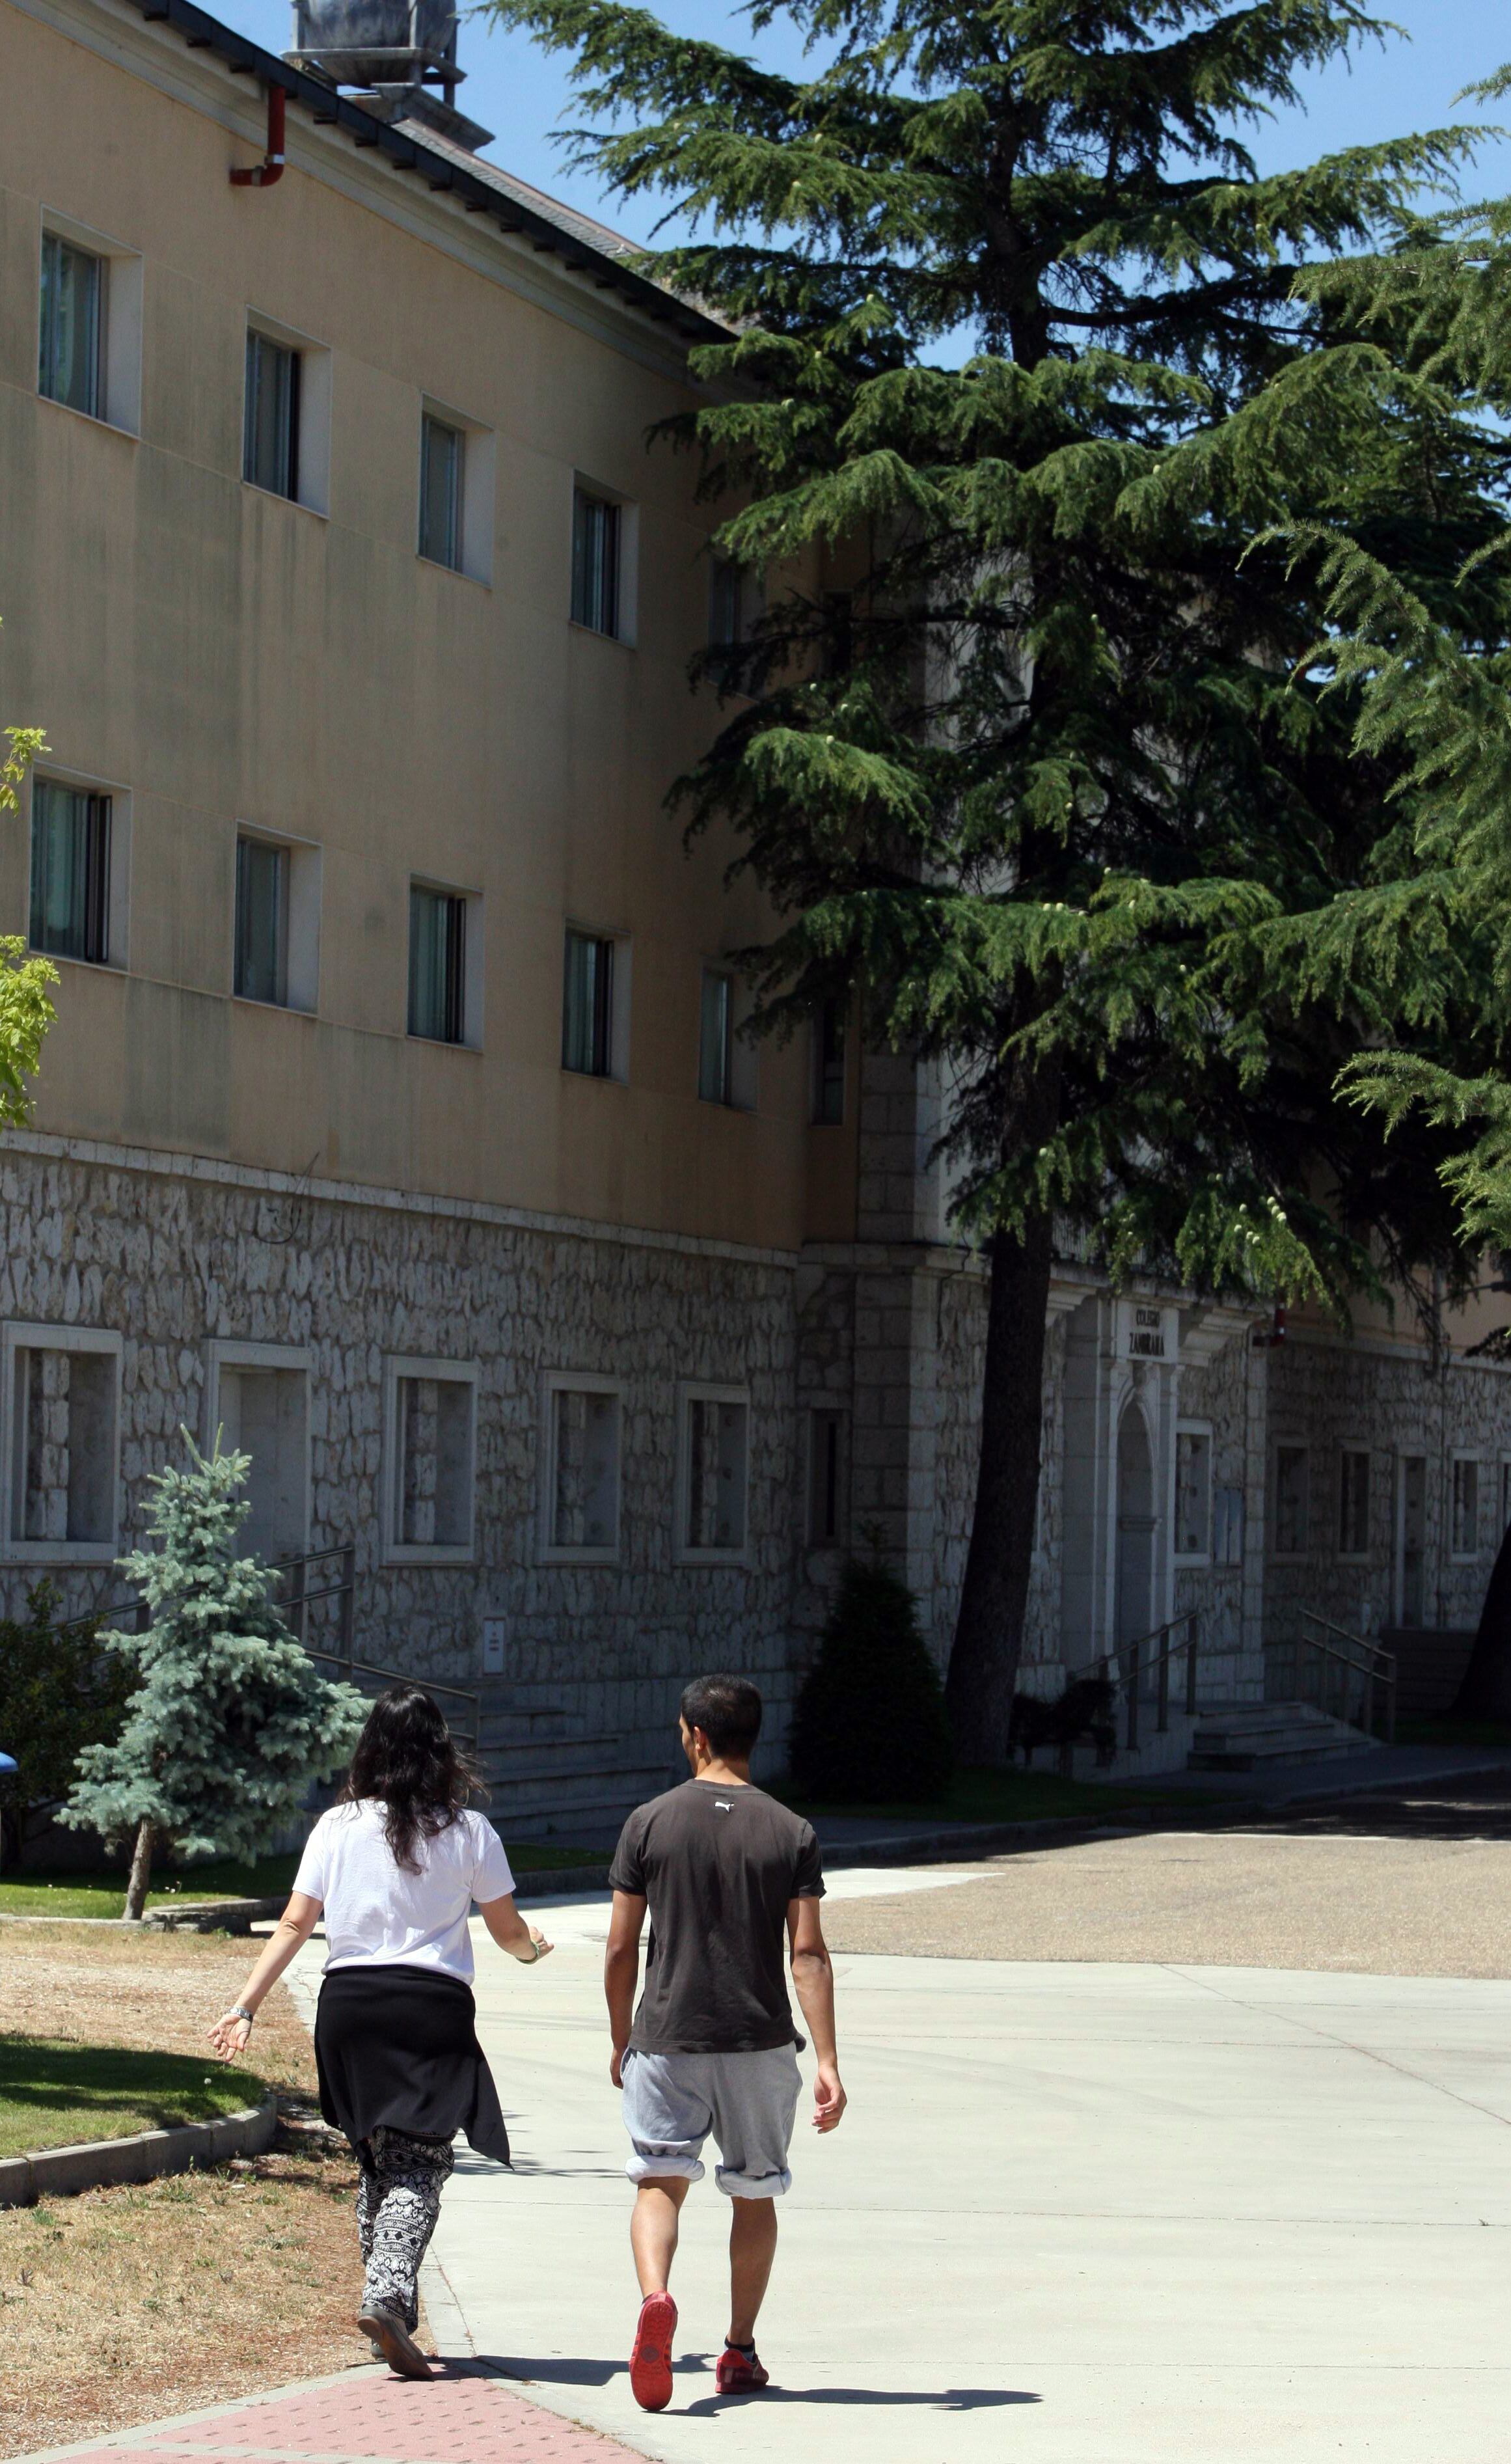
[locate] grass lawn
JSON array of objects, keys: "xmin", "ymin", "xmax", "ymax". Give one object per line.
[
  {"xmin": 0, "ymin": 2038, "xmax": 269, "ymax": 2159},
  {"xmin": 0, "ymin": 1854, "xmax": 301, "ymax": 1921},
  {"xmin": 1394, "ymin": 1715, "xmax": 1511, "ymax": 1751},
  {"xmin": 780, "ymin": 1762, "xmax": 1219, "ymax": 1828},
  {"xmin": 0, "ymin": 1839, "xmax": 604, "ymax": 1920}
]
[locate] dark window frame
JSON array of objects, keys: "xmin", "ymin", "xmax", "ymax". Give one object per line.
[
  {"xmin": 408, "ymin": 883, "xmax": 469, "ymax": 1046},
  {"xmin": 38, "ymin": 232, "xmax": 105, "ymax": 419},
  {"xmin": 234, "ymin": 834, "xmax": 290, "ymax": 1007},
  {"xmin": 571, "ymin": 487, "xmax": 621, "ymax": 637},
  {"xmin": 562, "ymin": 929, "xmax": 615, "ymax": 1078},
  {"xmin": 419, "ymin": 413, "xmax": 465, "ymax": 571},
  {"xmin": 29, "ymin": 780, "xmax": 111, "ymax": 966},
  {"xmin": 243, "ymin": 328, "xmax": 301, "ymax": 502}
]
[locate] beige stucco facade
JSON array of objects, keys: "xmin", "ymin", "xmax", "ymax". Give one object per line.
[{"xmin": 0, "ymin": 0, "xmax": 856, "ymax": 1247}]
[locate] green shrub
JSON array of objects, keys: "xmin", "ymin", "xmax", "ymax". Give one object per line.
[
  {"xmin": 789, "ymin": 1557, "xmax": 953, "ymax": 1804},
  {"xmin": 0, "ymin": 1585, "xmax": 136, "ymax": 1864}
]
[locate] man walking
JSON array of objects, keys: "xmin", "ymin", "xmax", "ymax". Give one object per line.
[{"xmin": 605, "ymin": 1673, "xmax": 846, "ymax": 2410}]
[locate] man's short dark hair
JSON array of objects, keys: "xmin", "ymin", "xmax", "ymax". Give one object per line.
[{"xmin": 681, "ymin": 1674, "xmax": 763, "ymax": 1759}]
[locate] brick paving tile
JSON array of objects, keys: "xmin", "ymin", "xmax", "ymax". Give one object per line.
[{"xmin": 55, "ymin": 2368, "xmax": 647, "ymax": 2464}]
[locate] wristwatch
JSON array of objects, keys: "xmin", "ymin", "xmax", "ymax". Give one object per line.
[{"xmin": 230, "ymin": 2005, "xmax": 256, "ymax": 2025}]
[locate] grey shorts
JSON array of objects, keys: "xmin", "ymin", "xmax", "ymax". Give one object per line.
[{"xmin": 620, "ymin": 2045, "xmax": 802, "ymax": 2198}]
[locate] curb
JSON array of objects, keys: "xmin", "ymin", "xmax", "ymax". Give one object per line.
[{"xmin": 0, "ymin": 2092, "xmax": 279, "ymax": 2208}]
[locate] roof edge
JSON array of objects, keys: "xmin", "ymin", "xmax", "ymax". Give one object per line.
[{"xmin": 132, "ymin": 0, "xmax": 727, "ymax": 346}]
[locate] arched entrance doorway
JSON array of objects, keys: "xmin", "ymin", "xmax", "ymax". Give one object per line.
[{"xmin": 1116, "ymin": 1400, "xmax": 1156, "ymax": 1656}]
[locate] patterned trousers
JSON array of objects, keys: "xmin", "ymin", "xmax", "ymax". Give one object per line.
[{"xmin": 355, "ymin": 2127, "xmax": 456, "ymax": 2329}]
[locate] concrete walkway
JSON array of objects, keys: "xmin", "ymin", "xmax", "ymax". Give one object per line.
[{"xmin": 406, "ymin": 1878, "xmax": 1511, "ymax": 2464}]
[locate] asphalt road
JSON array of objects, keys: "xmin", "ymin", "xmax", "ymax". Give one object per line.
[{"xmin": 819, "ymin": 1775, "xmax": 1511, "ymax": 1976}]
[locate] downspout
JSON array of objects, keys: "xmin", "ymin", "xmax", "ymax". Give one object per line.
[{"xmin": 230, "ymin": 83, "xmax": 286, "ymax": 187}]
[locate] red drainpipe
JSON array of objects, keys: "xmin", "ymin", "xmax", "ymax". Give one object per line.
[{"xmin": 230, "ymin": 83, "xmax": 286, "ymax": 187}]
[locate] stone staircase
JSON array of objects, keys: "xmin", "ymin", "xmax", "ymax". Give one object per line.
[
  {"xmin": 1186, "ymin": 1701, "xmax": 1382, "ymax": 1773},
  {"xmin": 474, "ymin": 1682, "xmax": 677, "ymax": 1846}
]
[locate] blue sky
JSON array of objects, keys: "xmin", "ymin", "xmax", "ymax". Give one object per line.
[{"xmin": 221, "ymin": 0, "xmax": 1510, "ymax": 245}]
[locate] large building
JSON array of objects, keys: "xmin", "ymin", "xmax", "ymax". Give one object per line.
[{"xmin": 3, "ymin": 0, "xmax": 1508, "ymax": 1834}]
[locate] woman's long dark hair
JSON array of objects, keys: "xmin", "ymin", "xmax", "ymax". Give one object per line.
[{"xmin": 340, "ymin": 1686, "xmax": 482, "ymax": 1872}]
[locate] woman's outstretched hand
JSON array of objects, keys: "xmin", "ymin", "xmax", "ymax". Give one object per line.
[{"xmin": 207, "ymin": 2010, "xmax": 252, "ymax": 2060}]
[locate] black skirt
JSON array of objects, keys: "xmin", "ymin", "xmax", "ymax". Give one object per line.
[{"xmin": 314, "ymin": 1964, "xmax": 510, "ymax": 2169}]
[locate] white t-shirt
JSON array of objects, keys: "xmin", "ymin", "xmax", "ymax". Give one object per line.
[{"xmin": 293, "ymin": 1800, "xmax": 515, "ymax": 1982}]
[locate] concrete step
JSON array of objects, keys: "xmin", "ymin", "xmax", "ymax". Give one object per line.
[
  {"xmin": 1189, "ymin": 1701, "xmax": 1380, "ymax": 1772},
  {"xmin": 479, "ymin": 1734, "xmax": 655, "ymax": 1781},
  {"xmin": 478, "ymin": 1715, "xmax": 584, "ymax": 1754},
  {"xmin": 480, "ymin": 1759, "xmax": 672, "ymax": 1813}
]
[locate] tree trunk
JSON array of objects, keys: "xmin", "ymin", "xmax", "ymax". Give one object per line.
[
  {"xmin": 1451, "ymin": 1522, "xmax": 1511, "ymax": 1721},
  {"xmin": 122, "ymin": 1817, "xmax": 158, "ymax": 1922},
  {"xmin": 946, "ymin": 1212, "xmax": 1055, "ymax": 1764}
]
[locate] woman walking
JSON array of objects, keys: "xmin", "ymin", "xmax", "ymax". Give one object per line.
[{"xmin": 208, "ymin": 1686, "xmax": 552, "ymax": 2377}]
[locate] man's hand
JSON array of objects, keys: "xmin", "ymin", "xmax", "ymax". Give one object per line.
[
  {"xmin": 812, "ymin": 2062, "xmax": 846, "ymax": 2132},
  {"xmin": 610, "ymin": 2045, "xmax": 628, "ymax": 2090}
]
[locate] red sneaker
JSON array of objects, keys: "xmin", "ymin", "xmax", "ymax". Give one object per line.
[
  {"xmin": 715, "ymin": 2344, "xmax": 770, "ymax": 2394},
  {"xmin": 629, "ymin": 2290, "xmax": 677, "ymax": 2411}
]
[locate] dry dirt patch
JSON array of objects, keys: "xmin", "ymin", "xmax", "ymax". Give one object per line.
[
  {"xmin": 0, "ymin": 1925, "xmax": 379, "ymax": 2456},
  {"xmin": 819, "ymin": 1828, "xmax": 1511, "ymax": 1974}
]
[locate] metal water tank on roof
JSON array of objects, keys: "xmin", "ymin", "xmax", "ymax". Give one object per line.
[{"xmin": 290, "ymin": 0, "xmax": 460, "ymax": 98}]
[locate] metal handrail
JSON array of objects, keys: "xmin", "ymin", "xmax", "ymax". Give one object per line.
[
  {"xmin": 303, "ymin": 1645, "xmax": 481, "ymax": 1749},
  {"xmin": 1285, "ymin": 1611, "xmax": 1397, "ymax": 1745},
  {"xmin": 1061, "ymin": 1609, "xmax": 1204, "ymax": 1762},
  {"xmin": 42, "ymin": 1544, "xmax": 480, "ymax": 1749}
]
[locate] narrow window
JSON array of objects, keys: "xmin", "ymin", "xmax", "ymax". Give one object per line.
[
  {"xmin": 30, "ymin": 782, "xmax": 111, "ymax": 965},
  {"xmin": 1452, "ymin": 1457, "xmax": 1480, "ymax": 1557},
  {"xmin": 571, "ymin": 488, "xmax": 620, "ymax": 637},
  {"xmin": 39, "ymin": 234, "xmax": 104, "ymax": 417},
  {"xmin": 710, "ymin": 558, "xmax": 742, "ymax": 647},
  {"xmin": 699, "ymin": 969, "xmax": 732, "ymax": 1104},
  {"xmin": 12, "ymin": 1343, "xmax": 118, "ymax": 1546},
  {"xmin": 1502, "ymin": 1458, "xmax": 1511, "ymax": 1538},
  {"xmin": 234, "ymin": 836, "xmax": 289, "ymax": 1006},
  {"xmin": 1175, "ymin": 1430, "xmax": 1212, "ymax": 1556},
  {"xmin": 685, "ymin": 1395, "xmax": 748, "ymax": 1552},
  {"xmin": 562, "ymin": 931, "xmax": 614, "ymax": 1077},
  {"xmin": 551, "ymin": 1387, "xmax": 620, "ymax": 1552},
  {"xmin": 215, "ymin": 1363, "xmax": 309, "ymax": 1562},
  {"xmin": 1339, "ymin": 1449, "xmax": 1370, "ymax": 1556},
  {"xmin": 813, "ymin": 997, "xmax": 845, "ymax": 1124},
  {"xmin": 394, "ymin": 1375, "xmax": 474, "ymax": 1550},
  {"xmin": 244, "ymin": 330, "xmax": 300, "ymax": 500},
  {"xmin": 408, "ymin": 886, "xmax": 467, "ymax": 1044},
  {"xmin": 1214, "ymin": 1485, "xmax": 1244, "ymax": 1567},
  {"xmin": 808, "ymin": 1408, "xmax": 845, "ymax": 1545},
  {"xmin": 1272, "ymin": 1445, "xmax": 1309, "ymax": 1556},
  {"xmin": 821, "ymin": 588, "xmax": 853, "ymax": 679},
  {"xmin": 419, "ymin": 414, "xmax": 464, "ymax": 570}
]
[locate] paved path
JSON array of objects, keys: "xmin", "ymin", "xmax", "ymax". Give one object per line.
[
  {"xmin": 16, "ymin": 2362, "xmax": 649, "ymax": 2461},
  {"xmin": 402, "ymin": 1873, "xmax": 1511, "ymax": 2464}
]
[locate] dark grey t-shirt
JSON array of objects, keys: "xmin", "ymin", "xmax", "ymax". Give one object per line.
[{"xmin": 608, "ymin": 1779, "xmax": 825, "ymax": 2054}]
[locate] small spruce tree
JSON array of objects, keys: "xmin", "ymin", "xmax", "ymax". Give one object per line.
[
  {"xmin": 61, "ymin": 1435, "xmax": 366, "ymax": 1918},
  {"xmin": 790, "ymin": 1555, "xmax": 953, "ymax": 1805}
]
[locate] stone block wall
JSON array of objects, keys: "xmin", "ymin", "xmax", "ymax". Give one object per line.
[
  {"xmin": 0, "ymin": 1136, "xmax": 804, "ymax": 1776},
  {"xmin": 1264, "ymin": 1334, "xmax": 1511, "ymax": 1645}
]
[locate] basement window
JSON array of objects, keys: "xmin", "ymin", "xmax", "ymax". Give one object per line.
[
  {"xmin": 1271, "ymin": 1445, "xmax": 1309, "ymax": 1558},
  {"xmin": 1451, "ymin": 1456, "xmax": 1482, "ymax": 1560},
  {"xmin": 678, "ymin": 1384, "xmax": 750, "ymax": 1560},
  {"xmin": 541, "ymin": 1378, "xmax": 621, "ymax": 1561},
  {"xmin": 208, "ymin": 1345, "xmax": 310, "ymax": 1563},
  {"xmin": 384, "ymin": 1359, "xmax": 478, "ymax": 1563},
  {"xmin": 5, "ymin": 1329, "xmax": 121, "ymax": 1561},
  {"xmin": 1339, "ymin": 1449, "xmax": 1370, "ymax": 1559}
]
